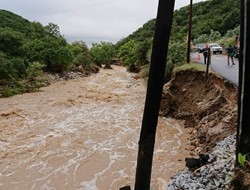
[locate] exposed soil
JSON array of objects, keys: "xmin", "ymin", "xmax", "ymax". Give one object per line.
[
  {"xmin": 160, "ymin": 70, "xmax": 238, "ymax": 155},
  {"xmin": 231, "ymin": 166, "xmax": 250, "ymax": 190}
]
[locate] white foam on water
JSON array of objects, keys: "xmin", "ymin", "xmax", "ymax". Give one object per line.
[{"xmin": 0, "ymin": 66, "xmax": 190, "ymax": 190}]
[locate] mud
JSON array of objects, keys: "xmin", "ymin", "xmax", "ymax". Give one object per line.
[
  {"xmin": 160, "ymin": 70, "xmax": 238, "ymax": 155},
  {"xmin": 0, "ymin": 66, "xmax": 190, "ymax": 190}
]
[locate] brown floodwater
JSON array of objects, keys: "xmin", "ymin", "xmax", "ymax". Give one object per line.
[{"xmin": 0, "ymin": 66, "xmax": 190, "ymax": 190}]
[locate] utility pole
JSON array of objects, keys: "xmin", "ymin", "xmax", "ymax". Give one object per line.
[
  {"xmin": 134, "ymin": 0, "xmax": 175, "ymax": 189},
  {"xmin": 205, "ymin": 48, "xmax": 211, "ymax": 80},
  {"xmin": 236, "ymin": 0, "xmax": 244, "ymax": 158},
  {"xmin": 187, "ymin": 0, "xmax": 193, "ymax": 63},
  {"xmin": 236, "ymin": 0, "xmax": 250, "ymax": 159}
]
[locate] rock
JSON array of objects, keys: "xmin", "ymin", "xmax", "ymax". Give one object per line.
[
  {"xmin": 167, "ymin": 134, "xmax": 236, "ymax": 190},
  {"xmin": 190, "ymin": 145, "xmax": 196, "ymax": 151},
  {"xmin": 103, "ymin": 63, "xmax": 113, "ymax": 69}
]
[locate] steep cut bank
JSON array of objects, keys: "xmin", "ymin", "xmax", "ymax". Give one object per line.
[{"xmin": 160, "ymin": 70, "xmax": 238, "ymax": 155}]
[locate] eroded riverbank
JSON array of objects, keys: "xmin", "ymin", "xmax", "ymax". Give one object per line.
[{"xmin": 0, "ymin": 65, "xmax": 190, "ymax": 190}]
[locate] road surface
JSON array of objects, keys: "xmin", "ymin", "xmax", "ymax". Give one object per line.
[{"xmin": 191, "ymin": 52, "xmax": 239, "ymax": 86}]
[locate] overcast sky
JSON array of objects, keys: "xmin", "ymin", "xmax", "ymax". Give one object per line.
[{"xmin": 1, "ymin": 0, "xmax": 205, "ymax": 46}]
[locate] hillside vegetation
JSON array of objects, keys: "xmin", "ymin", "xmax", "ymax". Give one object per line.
[
  {"xmin": 116, "ymin": 0, "xmax": 240, "ymax": 47},
  {"xmin": 0, "ymin": 10, "xmax": 103, "ymax": 97},
  {"xmin": 115, "ymin": 0, "xmax": 240, "ymax": 83},
  {"xmin": 173, "ymin": 0, "xmax": 240, "ymax": 40},
  {"xmin": 0, "ymin": 0, "xmax": 241, "ymax": 97},
  {"xmin": 0, "ymin": 9, "xmax": 31, "ymax": 34}
]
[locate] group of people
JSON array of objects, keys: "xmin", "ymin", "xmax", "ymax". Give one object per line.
[{"xmin": 202, "ymin": 44, "xmax": 236, "ymax": 65}]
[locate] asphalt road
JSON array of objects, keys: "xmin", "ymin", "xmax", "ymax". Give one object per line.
[{"xmin": 191, "ymin": 52, "xmax": 239, "ymax": 86}]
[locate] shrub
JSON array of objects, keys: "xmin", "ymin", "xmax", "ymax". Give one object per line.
[
  {"xmin": 26, "ymin": 62, "xmax": 45, "ymax": 78},
  {"xmin": 90, "ymin": 41, "xmax": 116, "ymax": 65},
  {"xmin": 118, "ymin": 40, "xmax": 137, "ymax": 66}
]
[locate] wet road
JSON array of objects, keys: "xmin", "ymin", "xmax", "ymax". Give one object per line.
[{"xmin": 191, "ymin": 52, "xmax": 239, "ymax": 86}]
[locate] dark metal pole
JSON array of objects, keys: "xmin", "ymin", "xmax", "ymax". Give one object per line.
[
  {"xmin": 134, "ymin": 0, "xmax": 175, "ymax": 189},
  {"xmin": 236, "ymin": 0, "xmax": 244, "ymax": 159},
  {"xmin": 205, "ymin": 48, "xmax": 210, "ymax": 80},
  {"xmin": 236, "ymin": 0, "xmax": 250, "ymax": 157},
  {"xmin": 187, "ymin": 0, "xmax": 193, "ymax": 63}
]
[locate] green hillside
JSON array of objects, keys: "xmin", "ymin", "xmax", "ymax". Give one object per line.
[
  {"xmin": 0, "ymin": 9, "xmax": 32, "ymax": 34},
  {"xmin": 0, "ymin": 0, "xmax": 241, "ymax": 97},
  {"xmin": 114, "ymin": 0, "xmax": 240, "ymax": 84},
  {"xmin": 116, "ymin": 0, "xmax": 240, "ymax": 47},
  {"xmin": 0, "ymin": 10, "xmax": 95, "ymax": 97},
  {"xmin": 174, "ymin": 0, "xmax": 240, "ymax": 39}
]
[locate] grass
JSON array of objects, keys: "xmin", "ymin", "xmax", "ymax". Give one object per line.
[{"xmin": 173, "ymin": 62, "xmax": 207, "ymax": 73}]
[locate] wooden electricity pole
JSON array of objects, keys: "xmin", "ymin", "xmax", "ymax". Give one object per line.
[
  {"xmin": 134, "ymin": 0, "xmax": 175, "ymax": 189},
  {"xmin": 187, "ymin": 0, "xmax": 193, "ymax": 63},
  {"xmin": 236, "ymin": 0, "xmax": 250, "ymax": 158}
]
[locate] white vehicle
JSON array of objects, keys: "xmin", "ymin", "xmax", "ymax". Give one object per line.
[{"xmin": 208, "ymin": 43, "xmax": 223, "ymax": 54}]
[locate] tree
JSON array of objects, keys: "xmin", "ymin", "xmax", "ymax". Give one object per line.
[
  {"xmin": 0, "ymin": 10, "xmax": 32, "ymax": 35},
  {"xmin": 90, "ymin": 41, "xmax": 116, "ymax": 65},
  {"xmin": 24, "ymin": 35, "xmax": 73, "ymax": 72},
  {"xmin": 165, "ymin": 41, "xmax": 186, "ymax": 81},
  {"xmin": 134, "ymin": 40, "xmax": 151, "ymax": 65},
  {"xmin": 118, "ymin": 40, "xmax": 137, "ymax": 65},
  {"xmin": 70, "ymin": 41, "xmax": 92, "ymax": 66},
  {"xmin": 30, "ymin": 22, "xmax": 46, "ymax": 39},
  {"xmin": 0, "ymin": 28, "xmax": 24, "ymax": 57},
  {"xmin": 0, "ymin": 52, "xmax": 14, "ymax": 80},
  {"xmin": 44, "ymin": 22, "xmax": 61, "ymax": 38}
]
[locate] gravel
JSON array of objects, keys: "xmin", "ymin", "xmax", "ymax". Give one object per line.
[{"xmin": 167, "ymin": 134, "xmax": 236, "ymax": 190}]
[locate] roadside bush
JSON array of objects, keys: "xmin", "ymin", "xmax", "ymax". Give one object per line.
[
  {"xmin": 225, "ymin": 25, "xmax": 240, "ymax": 38},
  {"xmin": 194, "ymin": 30, "xmax": 221, "ymax": 44},
  {"xmin": 142, "ymin": 40, "xmax": 186, "ymax": 83},
  {"xmin": 165, "ymin": 41, "xmax": 186, "ymax": 82}
]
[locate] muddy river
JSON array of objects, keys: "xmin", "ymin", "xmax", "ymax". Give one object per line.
[{"xmin": 0, "ymin": 66, "xmax": 190, "ymax": 190}]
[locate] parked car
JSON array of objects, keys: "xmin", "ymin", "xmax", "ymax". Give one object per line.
[
  {"xmin": 195, "ymin": 44, "xmax": 206, "ymax": 53},
  {"xmin": 208, "ymin": 43, "xmax": 223, "ymax": 54}
]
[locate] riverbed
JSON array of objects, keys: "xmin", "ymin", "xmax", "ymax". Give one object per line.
[{"xmin": 0, "ymin": 65, "xmax": 190, "ymax": 190}]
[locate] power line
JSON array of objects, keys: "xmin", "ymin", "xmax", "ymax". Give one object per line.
[{"xmin": 35, "ymin": 0, "xmax": 121, "ymax": 18}]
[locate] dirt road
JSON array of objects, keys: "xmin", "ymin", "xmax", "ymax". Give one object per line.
[{"xmin": 0, "ymin": 66, "xmax": 190, "ymax": 190}]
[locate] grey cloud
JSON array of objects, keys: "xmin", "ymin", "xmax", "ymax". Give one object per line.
[{"xmin": 2, "ymin": 0, "xmax": 205, "ymax": 44}]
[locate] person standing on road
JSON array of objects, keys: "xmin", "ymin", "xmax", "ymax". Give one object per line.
[
  {"xmin": 226, "ymin": 44, "xmax": 235, "ymax": 65},
  {"xmin": 203, "ymin": 44, "xmax": 208, "ymax": 64}
]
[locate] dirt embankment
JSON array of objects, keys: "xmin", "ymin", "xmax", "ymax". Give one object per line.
[{"xmin": 160, "ymin": 70, "xmax": 238, "ymax": 155}]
